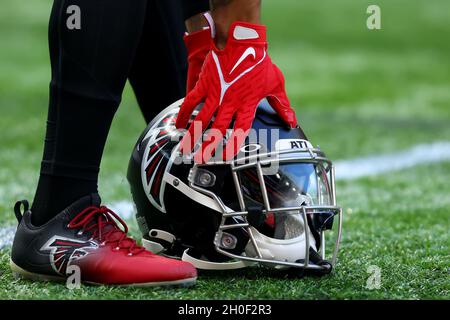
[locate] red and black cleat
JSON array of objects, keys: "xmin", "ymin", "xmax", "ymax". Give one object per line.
[{"xmin": 10, "ymin": 194, "xmax": 197, "ymax": 287}]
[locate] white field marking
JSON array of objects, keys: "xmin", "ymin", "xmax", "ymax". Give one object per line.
[
  {"xmin": 109, "ymin": 200, "xmax": 135, "ymax": 220},
  {"xmin": 334, "ymin": 141, "xmax": 450, "ymax": 181},
  {"xmin": 1, "ymin": 141, "xmax": 450, "ymax": 250},
  {"xmin": 0, "ymin": 226, "xmax": 16, "ymax": 250}
]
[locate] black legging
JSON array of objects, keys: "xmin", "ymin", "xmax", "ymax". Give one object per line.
[{"xmin": 31, "ymin": 0, "xmax": 209, "ymax": 225}]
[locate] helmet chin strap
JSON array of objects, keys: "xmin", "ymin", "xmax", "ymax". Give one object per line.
[
  {"xmin": 244, "ymin": 226, "xmax": 317, "ymax": 268},
  {"xmin": 181, "ymin": 249, "xmax": 255, "ymax": 270},
  {"xmin": 142, "ymin": 229, "xmax": 177, "ymax": 254}
]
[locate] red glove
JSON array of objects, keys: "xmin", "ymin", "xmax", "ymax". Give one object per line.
[
  {"xmin": 184, "ymin": 28, "xmax": 212, "ymax": 93},
  {"xmin": 176, "ymin": 22, "xmax": 297, "ymax": 163}
]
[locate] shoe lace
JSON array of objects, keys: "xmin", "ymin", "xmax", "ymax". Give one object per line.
[{"xmin": 67, "ymin": 206, "xmax": 146, "ymax": 255}]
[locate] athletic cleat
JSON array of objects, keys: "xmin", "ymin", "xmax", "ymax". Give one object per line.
[{"xmin": 10, "ymin": 194, "xmax": 197, "ymax": 287}]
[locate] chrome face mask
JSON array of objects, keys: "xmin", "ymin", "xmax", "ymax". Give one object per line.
[{"xmin": 188, "ymin": 145, "xmax": 343, "ymax": 272}]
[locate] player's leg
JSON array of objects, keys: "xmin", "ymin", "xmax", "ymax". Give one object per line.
[
  {"xmin": 31, "ymin": 0, "xmax": 147, "ymax": 226},
  {"xmin": 11, "ymin": 0, "xmax": 197, "ymax": 286},
  {"xmin": 129, "ymin": 0, "xmax": 187, "ymax": 123},
  {"xmin": 129, "ymin": 0, "xmax": 210, "ymax": 123}
]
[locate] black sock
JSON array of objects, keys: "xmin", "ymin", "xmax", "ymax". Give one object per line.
[{"xmin": 31, "ymin": 175, "xmax": 98, "ymax": 226}]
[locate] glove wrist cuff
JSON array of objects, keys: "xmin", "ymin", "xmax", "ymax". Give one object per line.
[
  {"xmin": 227, "ymin": 21, "xmax": 267, "ymax": 44},
  {"xmin": 184, "ymin": 28, "xmax": 212, "ymax": 55}
]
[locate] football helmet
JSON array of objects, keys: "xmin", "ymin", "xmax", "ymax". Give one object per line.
[{"xmin": 127, "ymin": 98, "xmax": 342, "ymax": 274}]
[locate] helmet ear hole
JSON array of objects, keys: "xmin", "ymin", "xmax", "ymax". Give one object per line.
[{"xmin": 192, "ymin": 168, "xmax": 217, "ymax": 188}]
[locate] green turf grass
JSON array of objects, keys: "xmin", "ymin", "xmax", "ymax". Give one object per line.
[{"xmin": 0, "ymin": 0, "xmax": 449, "ymax": 299}]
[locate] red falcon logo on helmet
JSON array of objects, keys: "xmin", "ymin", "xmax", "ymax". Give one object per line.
[{"xmin": 141, "ymin": 112, "xmax": 179, "ymax": 212}]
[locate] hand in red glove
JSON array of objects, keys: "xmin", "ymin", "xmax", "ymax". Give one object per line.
[
  {"xmin": 184, "ymin": 27, "xmax": 212, "ymax": 93},
  {"xmin": 176, "ymin": 22, "xmax": 297, "ymax": 163}
]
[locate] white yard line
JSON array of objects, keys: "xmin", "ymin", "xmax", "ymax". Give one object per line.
[
  {"xmin": 1, "ymin": 141, "xmax": 450, "ymax": 249},
  {"xmin": 334, "ymin": 141, "xmax": 450, "ymax": 180},
  {"xmin": 0, "ymin": 226, "xmax": 16, "ymax": 250},
  {"xmin": 108, "ymin": 200, "xmax": 135, "ymax": 220}
]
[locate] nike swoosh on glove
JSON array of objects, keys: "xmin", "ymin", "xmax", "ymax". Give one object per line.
[
  {"xmin": 176, "ymin": 21, "xmax": 297, "ymax": 163},
  {"xmin": 184, "ymin": 28, "xmax": 212, "ymax": 93}
]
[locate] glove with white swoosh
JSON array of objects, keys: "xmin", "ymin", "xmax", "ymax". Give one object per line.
[{"xmin": 176, "ymin": 21, "xmax": 297, "ymax": 162}]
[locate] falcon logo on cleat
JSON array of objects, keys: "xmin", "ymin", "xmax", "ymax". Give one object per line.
[{"xmin": 41, "ymin": 236, "xmax": 98, "ymax": 275}]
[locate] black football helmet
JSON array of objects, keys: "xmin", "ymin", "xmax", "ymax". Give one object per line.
[{"xmin": 127, "ymin": 98, "xmax": 342, "ymax": 273}]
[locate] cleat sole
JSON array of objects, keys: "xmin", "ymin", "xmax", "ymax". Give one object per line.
[{"xmin": 10, "ymin": 259, "xmax": 196, "ymax": 288}]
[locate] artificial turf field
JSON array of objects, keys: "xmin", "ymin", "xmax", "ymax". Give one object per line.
[{"xmin": 0, "ymin": 0, "xmax": 449, "ymax": 299}]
